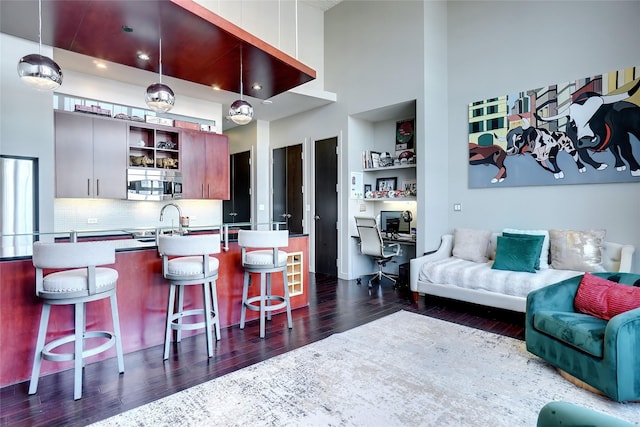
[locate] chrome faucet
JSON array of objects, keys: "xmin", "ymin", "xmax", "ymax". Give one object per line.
[{"xmin": 160, "ymin": 203, "xmax": 183, "ymax": 235}]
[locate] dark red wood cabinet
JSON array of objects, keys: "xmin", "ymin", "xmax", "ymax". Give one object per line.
[{"xmin": 181, "ymin": 131, "xmax": 230, "ymax": 200}]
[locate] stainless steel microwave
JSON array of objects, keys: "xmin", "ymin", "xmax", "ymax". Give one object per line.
[{"xmin": 127, "ymin": 169, "xmax": 182, "ymax": 200}]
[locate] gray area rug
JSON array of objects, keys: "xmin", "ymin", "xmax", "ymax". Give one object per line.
[{"xmin": 92, "ymin": 310, "xmax": 639, "ymax": 426}]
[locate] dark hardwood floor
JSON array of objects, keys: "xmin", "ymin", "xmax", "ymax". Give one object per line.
[{"xmin": 0, "ymin": 274, "xmax": 524, "ymax": 426}]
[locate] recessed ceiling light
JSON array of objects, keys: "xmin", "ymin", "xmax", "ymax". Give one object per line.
[
  {"xmin": 137, "ymin": 52, "xmax": 150, "ymax": 61},
  {"xmin": 262, "ymin": 99, "xmax": 273, "ymax": 105},
  {"xmin": 252, "ymin": 83, "xmax": 262, "ymax": 90},
  {"xmin": 211, "ymin": 85, "xmax": 221, "ymax": 91},
  {"xmin": 93, "ymin": 60, "xmax": 107, "ymax": 69}
]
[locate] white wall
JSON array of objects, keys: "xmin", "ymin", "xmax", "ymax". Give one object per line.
[
  {"xmin": 445, "ymin": 1, "xmax": 640, "ymax": 271},
  {"xmin": 0, "ymin": 34, "xmax": 56, "ymax": 234}
]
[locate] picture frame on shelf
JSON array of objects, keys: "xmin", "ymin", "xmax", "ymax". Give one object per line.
[
  {"xmin": 401, "ymin": 179, "xmax": 416, "ymax": 193},
  {"xmin": 364, "ymin": 184, "xmax": 372, "ymax": 193},
  {"xmin": 376, "ymin": 177, "xmax": 397, "ymax": 192}
]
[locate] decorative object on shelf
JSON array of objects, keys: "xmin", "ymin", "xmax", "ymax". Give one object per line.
[
  {"xmin": 145, "ymin": 38, "xmax": 175, "ymax": 113},
  {"xmin": 375, "ymin": 177, "xmax": 397, "ymax": 192},
  {"xmin": 401, "ymin": 179, "xmax": 417, "ymax": 195},
  {"xmin": 73, "ymin": 104, "xmax": 111, "ymax": 117},
  {"xmin": 145, "ymin": 116, "xmax": 173, "ymax": 126},
  {"xmin": 379, "ymin": 152, "xmax": 394, "ymax": 167},
  {"xmin": 395, "ymin": 119, "xmax": 415, "ymax": 153},
  {"xmin": 17, "ymin": 0, "xmax": 63, "ymax": 91},
  {"xmin": 129, "ymin": 155, "xmax": 154, "ymax": 167},
  {"xmin": 398, "ymin": 150, "xmax": 416, "ymax": 165},
  {"xmin": 156, "ymin": 140, "xmax": 176, "ymax": 150},
  {"xmin": 229, "ymin": 46, "xmax": 254, "ymax": 125}
]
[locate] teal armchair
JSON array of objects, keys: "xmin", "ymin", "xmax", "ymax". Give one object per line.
[
  {"xmin": 526, "ymin": 272, "xmax": 640, "ymax": 402},
  {"xmin": 537, "ymin": 401, "xmax": 636, "ymax": 427}
]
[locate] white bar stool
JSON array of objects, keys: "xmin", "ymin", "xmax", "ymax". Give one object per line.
[
  {"xmin": 238, "ymin": 230, "xmax": 292, "ymax": 338},
  {"xmin": 158, "ymin": 234, "xmax": 221, "ymax": 360},
  {"xmin": 29, "ymin": 241, "xmax": 124, "ymax": 400}
]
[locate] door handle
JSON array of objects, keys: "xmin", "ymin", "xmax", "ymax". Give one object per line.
[{"xmin": 314, "ymin": 215, "xmax": 320, "ymax": 220}]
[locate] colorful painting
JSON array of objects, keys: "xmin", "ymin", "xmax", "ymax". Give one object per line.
[{"xmin": 468, "ymin": 66, "xmax": 640, "ymax": 188}]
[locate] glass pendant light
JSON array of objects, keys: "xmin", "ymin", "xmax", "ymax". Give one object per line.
[
  {"xmin": 229, "ymin": 47, "xmax": 253, "ymax": 125},
  {"xmin": 17, "ymin": 0, "xmax": 63, "ymax": 91},
  {"xmin": 145, "ymin": 38, "xmax": 175, "ymax": 113}
]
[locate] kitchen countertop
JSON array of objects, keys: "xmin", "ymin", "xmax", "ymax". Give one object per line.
[{"xmin": 0, "ymin": 223, "xmax": 297, "ymax": 261}]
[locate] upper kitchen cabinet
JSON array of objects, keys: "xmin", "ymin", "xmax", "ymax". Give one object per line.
[
  {"xmin": 128, "ymin": 125, "xmax": 180, "ymax": 170},
  {"xmin": 181, "ymin": 131, "xmax": 230, "ymax": 200},
  {"xmin": 55, "ymin": 111, "xmax": 127, "ymax": 199}
]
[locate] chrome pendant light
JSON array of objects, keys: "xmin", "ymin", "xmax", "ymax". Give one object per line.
[
  {"xmin": 145, "ymin": 38, "xmax": 175, "ymax": 113},
  {"xmin": 17, "ymin": 0, "xmax": 63, "ymax": 91},
  {"xmin": 229, "ymin": 46, "xmax": 253, "ymax": 125}
]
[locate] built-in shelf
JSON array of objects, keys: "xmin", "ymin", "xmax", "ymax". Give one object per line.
[
  {"xmin": 362, "ymin": 164, "xmax": 416, "ymax": 172},
  {"xmin": 287, "ymin": 252, "xmax": 304, "ymax": 296}
]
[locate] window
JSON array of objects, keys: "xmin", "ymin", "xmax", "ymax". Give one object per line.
[
  {"xmin": 469, "ymin": 121, "xmax": 484, "ymax": 133},
  {"xmin": 486, "ymin": 118, "xmax": 504, "ymax": 131},
  {"xmin": 472, "ymin": 108, "xmax": 483, "ymax": 117}
]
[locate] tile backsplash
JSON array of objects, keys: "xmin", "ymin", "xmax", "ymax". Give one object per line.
[{"xmin": 54, "ymin": 199, "xmax": 222, "ymax": 232}]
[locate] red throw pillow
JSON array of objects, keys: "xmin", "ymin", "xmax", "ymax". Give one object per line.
[{"xmin": 574, "ymin": 273, "xmax": 640, "ymax": 320}]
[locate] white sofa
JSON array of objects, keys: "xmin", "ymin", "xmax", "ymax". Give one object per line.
[{"xmin": 409, "ymin": 231, "xmax": 635, "ymax": 312}]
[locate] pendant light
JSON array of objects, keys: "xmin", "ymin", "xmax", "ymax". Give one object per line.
[
  {"xmin": 16, "ymin": 0, "xmax": 63, "ymax": 91},
  {"xmin": 145, "ymin": 38, "xmax": 175, "ymax": 113},
  {"xmin": 229, "ymin": 46, "xmax": 253, "ymax": 125}
]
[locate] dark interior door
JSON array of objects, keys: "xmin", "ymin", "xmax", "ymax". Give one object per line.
[
  {"xmin": 223, "ymin": 150, "xmax": 251, "ymax": 224},
  {"xmin": 272, "ymin": 145, "xmax": 303, "ymax": 234},
  {"xmin": 314, "ymin": 137, "xmax": 338, "ymax": 276}
]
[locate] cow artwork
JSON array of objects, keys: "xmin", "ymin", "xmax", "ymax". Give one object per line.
[
  {"xmin": 468, "ymin": 66, "xmax": 640, "ymax": 188},
  {"xmin": 497, "ymin": 116, "xmax": 606, "ymax": 179},
  {"xmin": 468, "ymin": 143, "xmax": 507, "ymax": 183},
  {"xmin": 537, "ymin": 79, "xmax": 640, "ymax": 177}
]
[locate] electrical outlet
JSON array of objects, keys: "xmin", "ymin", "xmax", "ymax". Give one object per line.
[
  {"xmin": 359, "ymin": 204, "xmax": 366, "ymax": 212},
  {"xmin": 87, "ymin": 218, "xmax": 98, "ymax": 224},
  {"xmin": 453, "ymin": 203, "xmax": 462, "ymax": 212}
]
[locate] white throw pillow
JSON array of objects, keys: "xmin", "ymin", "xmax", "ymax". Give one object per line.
[
  {"xmin": 452, "ymin": 228, "xmax": 492, "ymax": 263},
  {"xmin": 549, "ymin": 229, "xmax": 606, "ymax": 272},
  {"xmin": 503, "ymin": 228, "xmax": 550, "ymax": 269}
]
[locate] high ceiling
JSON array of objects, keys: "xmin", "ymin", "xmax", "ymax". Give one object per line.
[
  {"xmin": 1, "ymin": 0, "xmax": 316, "ymax": 100},
  {"xmin": 1, "ymin": 0, "xmax": 344, "ymax": 130}
]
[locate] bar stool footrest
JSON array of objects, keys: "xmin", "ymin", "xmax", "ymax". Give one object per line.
[
  {"xmin": 42, "ymin": 331, "xmax": 117, "ymax": 362},
  {"xmin": 243, "ymin": 295, "xmax": 287, "ymax": 313},
  {"xmin": 169, "ymin": 308, "xmax": 217, "ymax": 331}
]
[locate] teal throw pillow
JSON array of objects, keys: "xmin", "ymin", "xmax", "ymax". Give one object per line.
[
  {"xmin": 491, "ymin": 236, "xmax": 541, "ymax": 273},
  {"xmin": 503, "ymin": 232, "xmax": 545, "ymax": 269}
]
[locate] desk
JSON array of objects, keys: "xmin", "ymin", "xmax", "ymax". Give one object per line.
[{"xmin": 352, "ymin": 235, "xmax": 415, "ymax": 276}]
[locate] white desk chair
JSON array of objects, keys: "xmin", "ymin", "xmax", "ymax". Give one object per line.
[
  {"xmin": 158, "ymin": 234, "xmax": 221, "ymax": 360},
  {"xmin": 355, "ymin": 216, "xmax": 400, "ymax": 288},
  {"xmin": 238, "ymin": 230, "xmax": 292, "ymax": 338},
  {"xmin": 29, "ymin": 240, "xmax": 124, "ymax": 400}
]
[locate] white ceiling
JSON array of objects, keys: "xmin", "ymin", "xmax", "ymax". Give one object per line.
[{"xmin": 301, "ymin": 0, "xmax": 343, "ymax": 12}]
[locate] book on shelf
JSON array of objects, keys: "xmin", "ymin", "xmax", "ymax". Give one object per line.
[{"xmin": 362, "ymin": 150, "xmax": 381, "ymax": 169}]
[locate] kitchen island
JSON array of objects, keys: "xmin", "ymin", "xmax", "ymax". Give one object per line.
[{"xmin": 0, "ymin": 231, "xmax": 309, "ymax": 387}]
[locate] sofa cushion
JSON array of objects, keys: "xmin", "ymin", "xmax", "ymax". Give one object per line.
[
  {"xmin": 533, "ymin": 310, "xmax": 607, "ymax": 358},
  {"xmin": 452, "ymin": 228, "xmax": 491, "ymax": 263},
  {"xmin": 574, "ymin": 272, "xmax": 640, "ymax": 320},
  {"xmin": 502, "ymin": 232, "xmax": 545, "ymax": 269},
  {"xmin": 549, "ymin": 229, "xmax": 606, "ymax": 272},
  {"xmin": 503, "ymin": 228, "xmax": 550, "ymax": 269},
  {"xmin": 418, "ymin": 256, "xmax": 580, "ymax": 299},
  {"xmin": 492, "ymin": 236, "xmax": 541, "ymax": 273}
]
